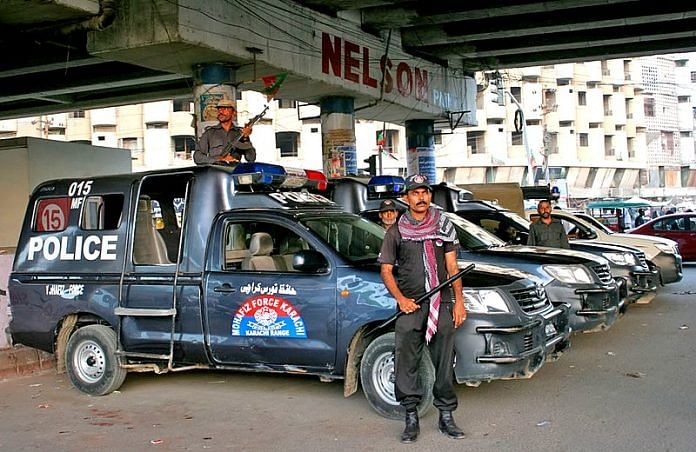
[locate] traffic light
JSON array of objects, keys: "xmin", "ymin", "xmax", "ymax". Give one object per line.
[
  {"xmin": 490, "ymin": 77, "xmax": 505, "ymax": 105},
  {"xmin": 364, "ymin": 155, "xmax": 377, "ymax": 175}
]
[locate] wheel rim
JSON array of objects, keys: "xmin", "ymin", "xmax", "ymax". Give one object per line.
[
  {"xmin": 73, "ymin": 339, "xmax": 106, "ymax": 384},
  {"xmin": 371, "ymin": 350, "xmax": 398, "ymax": 406}
]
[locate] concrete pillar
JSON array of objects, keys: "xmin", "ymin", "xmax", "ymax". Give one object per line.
[
  {"xmin": 320, "ymin": 97, "xmax": 357, "ymax": 177},
  {"xmin": 405, "ymin": 119, "xmax": 437, "ymax": 182},
  {"xmin": 193, "ymin": 64, "xmax": 236, "ymax": 141}
]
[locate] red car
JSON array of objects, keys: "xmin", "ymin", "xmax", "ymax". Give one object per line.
[{"xmin": 628, "ymin": 213, "xmax": 696, "ymax": 261}]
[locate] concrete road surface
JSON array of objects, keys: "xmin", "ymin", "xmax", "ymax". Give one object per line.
[{"xmin": 1, "ymin": 267, "xmax": 695, "ymax": 452}]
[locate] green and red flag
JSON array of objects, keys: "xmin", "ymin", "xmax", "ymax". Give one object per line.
[{"xmin": 261, "ymin": 73, "xmax": 288, "ymax": 101}]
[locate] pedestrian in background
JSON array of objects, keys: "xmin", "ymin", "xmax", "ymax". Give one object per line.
[
  {"xmin": 194, "ymin": 99, "xmax": 256, "ymax": 164},
  {"xmin": 634, "ymin": 208, "xmax": 647, "ymax": 227},
  {"xmin": 528, "ymin": 200, "xmax": 570, "ymax": 248},
  {"xmin": 379, "ymin": 174, "xmax": 467, "ymax": 443}
]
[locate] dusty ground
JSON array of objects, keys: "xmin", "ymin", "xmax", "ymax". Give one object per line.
[{"xmin": 1, "ymin": 266, "xmax": 694, "ymax": 451}]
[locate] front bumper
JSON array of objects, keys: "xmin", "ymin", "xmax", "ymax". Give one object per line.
[
  {"xmin": 541, "ymin": 304, "xmax": 571, "ymax": 359},
  {"xmin": 612, "ymin": 265, "xmax": 659, "ymax": 305},
  {"xmin": 454, "ymin": 313, "xmax": 547, "ymax": 386},
  {"xmin": 651, "ymin": 251, "xmax": 683, "ymax": 285},
  {"xmin": 546, "ymin": 281, "xmax": 620, "ymax": 333}
]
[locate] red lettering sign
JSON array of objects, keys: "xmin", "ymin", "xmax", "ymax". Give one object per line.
[{"xmin": 320, "ymin": 32, "xmax": 429, "ymax": 104}]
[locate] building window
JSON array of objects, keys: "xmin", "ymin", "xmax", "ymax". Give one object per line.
[
  {"xmin": 560, "ymin": 121, "xmax": 573, "ymax": 127},
  {"xmin": 511, "ymin": 131, "xmax": 523, "ymax": 146},
  {"xmin": 467, "ymin": 131, "xmax": 485, "ymax": 154},
  {"xmin": 277, "ymin": 99, "xmax": 297, "ymax": 109},
  {"xmin": 510, "ymin": 86, "xmax": 521, "ymax": 100},
  {"xmin": 579, "ymin": 133, "xmax": 589, "ymax": 147},
  {"xmin": 70, "ymin": 110, "xmax": 85, "ymax": 118},
  {"xmin": 644, "ymin": 98, "xmax": 655, "ymax": 117},
  {"xmin": 433, "ymin": 129, "xmax": 442, "ymax": 145},
  {"xmin": 173, "ymin": 99, "xmax": 192, "ymax": 112},
  {"xmin": 611, "ymin": 169, "xmax": 625, "ymax": 188},
  {"xmin": 678, "ymin": 96, "xmax": 690, "ymax": 103},
  {"xmin": 276, "ymin": 131, "xmax": 299, "ymax": 157},
  {"xmin": 377, "ymin": 129, "xmax": 399, "ymax": 154},
  {"xmin": 578, "ymin": 91, "xmax": 586, "ymax": 106},
  {"xmin": 146, "ymin": 122, "xmax": 168, "ymax": 129},
  {"xmin": 173, "ymin": 136, "xmax": 196, "ymax": 159},
  {"xmin": 691, "ymin": 71, "xmax": 696, "ymax": 83}
]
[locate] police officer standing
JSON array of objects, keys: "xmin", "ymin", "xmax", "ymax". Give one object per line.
[
  {"xmin": 379, "ymin": 174, "xmax": 467, "ymax": 443},
  {"xmin": 527, "ymin": 199, "xmax": 570, "ymax": 248},
  {"xmin": 194, "ymin": 99, "xmax": 256, "ymax": 164}
]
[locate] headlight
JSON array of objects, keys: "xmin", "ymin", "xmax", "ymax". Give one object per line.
[
  {"xmin": 543, "ymin": 265, "xmax": 593, "ymax": 284},
  {"xmin": 463, "ymin": 289, "xmax": 510, "ymax": 314},
  {"xmin": 602, "ymin": 252, "xmax": 637, "ymax": 266},
  {"xmin": 655, "ymin": 243, "xmax": 677, "ymax": 254}
]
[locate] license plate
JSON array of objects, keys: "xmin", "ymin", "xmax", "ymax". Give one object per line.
[{"xmin": 545, "ymin": 323, "xmax": 557, "ymax": 337}]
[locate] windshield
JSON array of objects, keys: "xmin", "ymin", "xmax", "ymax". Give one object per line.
[
  {"xmin": 444, "ymin": 213, "xmax": 507, "ymax": 250},
  {"xmin": 302, "ymin": 214, "xmax": 385, "ymax": 263},
  {"xmin": 500, "ymin": 210, "xmax": 531, "ymax": 228},
  {"xmin": 576, "ymin": 213, "xmax": 614, "ymax": 234}
]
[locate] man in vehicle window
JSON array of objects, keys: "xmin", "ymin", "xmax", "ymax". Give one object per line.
[
  {"xmin": 194, "ymin": 99, "xmax": 256, "ymax": 164},
  {"xmin": 379, "ymin": 174, "xmax": 467, "ymax": 443},
  {"xmin": 378, "ymin": 199, "xmax": 398, "ymax": 230},
  {"xmin": 528, "ymin": 200, "xmax": 570, "ymax": 248}
]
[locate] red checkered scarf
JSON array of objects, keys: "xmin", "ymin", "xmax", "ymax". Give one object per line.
[{"xmin": 398, "ymin": 207, "xmax": 457, "ymax": 341}]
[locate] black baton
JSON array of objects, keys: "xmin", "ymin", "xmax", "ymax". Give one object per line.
[{"xmin": 369, "ymin": 263, "xmax": 475, "ymax": 334}]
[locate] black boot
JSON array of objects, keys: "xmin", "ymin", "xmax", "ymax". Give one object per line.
[
  {"xmin": 400, "ymin": 410, "xmax": 420, "ymax": 443},
  {"xmin": 438, "ymin": 410, "xmax": 465, "ymax": 439}
]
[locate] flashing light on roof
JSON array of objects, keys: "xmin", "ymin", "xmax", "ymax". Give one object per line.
[
  {"xmin": 367, "ymin": 175, "xmax": 405, "ymax": 198},
  {"xmin": 231, "ymin": 162, "xmax": 327, "ymax": 190}
]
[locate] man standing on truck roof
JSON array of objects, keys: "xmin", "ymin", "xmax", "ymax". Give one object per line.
[
  {"xmin": 194, "ymin": 99, "xmax": 256, "ymax": 164},
  {"xmin": 378, "ymin": 199, "xmax": 398, "ymax": 230},
  {"xmin": 528, "ymin": 199, "xmax": 570, "ymax": 248},
  {"xmin": 379, "ymin": 174, "xmax": 467, "ymax": 443}
]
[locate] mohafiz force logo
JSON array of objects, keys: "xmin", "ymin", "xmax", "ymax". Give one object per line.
[{"xmin": 232, "ymin": 295, "xmax": 307, "ymax": 338}]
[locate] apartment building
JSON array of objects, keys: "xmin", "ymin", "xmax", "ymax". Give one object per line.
[{"xmin": 1, "ymin": 55, "xmax": 693, "ymax": 203}]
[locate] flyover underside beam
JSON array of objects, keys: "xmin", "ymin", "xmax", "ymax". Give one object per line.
[{"xmin": 87, "ymin": 0, "xmax": 475, "ymax": 124}]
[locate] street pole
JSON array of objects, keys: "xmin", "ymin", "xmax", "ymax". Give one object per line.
[{"xmin": 505, "ymin": 91, "xmax": 535, "ymax": 186}]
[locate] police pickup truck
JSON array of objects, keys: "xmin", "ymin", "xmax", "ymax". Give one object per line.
[
  {"xmin": 8, "ymin": 163, "xmax": 563, "ymax": 420},
  {"xmin": 324, "ymin": 176, "xmax": 621, "ymax": 335}
]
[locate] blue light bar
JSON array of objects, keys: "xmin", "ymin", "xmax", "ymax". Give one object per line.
[
  {"xmin": 232, "ymin": 162, "xmax": 286, "ymax": 185},
  {"xmin": 367, "ymin": 175, "xmax": 405, "ymax": 199}
]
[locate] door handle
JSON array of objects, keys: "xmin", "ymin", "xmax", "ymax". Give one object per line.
[{"xmin": 214, "ymin": 283, "xmax": 236, "ymax": 293}]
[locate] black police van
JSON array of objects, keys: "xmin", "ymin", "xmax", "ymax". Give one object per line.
[
  {"xmin": 8, "ymin": 163, "xmax": 559, "ymax": 420},
  {"xmin": 430, "ymin": 185, "xmax": 658, "ymax": 308},
  {"xmin": 324, "ymin": 176, "xmax": 623, "ymax": 335}
]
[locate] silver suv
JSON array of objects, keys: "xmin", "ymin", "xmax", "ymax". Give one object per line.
[{"xmin": 547, "ymin": 210, "xmax": 682, "ymax": 286}]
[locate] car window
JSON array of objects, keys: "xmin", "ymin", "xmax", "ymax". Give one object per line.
[
  {"xmin": 690, "ymin": 218, "xmax": 696, "ymax": 231},
  {"xmin": 303, "ymin": 214, "xmax": 384, "ymax": 263}
]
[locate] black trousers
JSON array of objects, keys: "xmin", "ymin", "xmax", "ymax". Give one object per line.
[{"xmin": 394, "ymin": 300, "xmax": 458, "ymax": 412}]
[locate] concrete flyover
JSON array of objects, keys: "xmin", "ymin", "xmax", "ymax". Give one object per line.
[{"xmin": 4, "ymin": 1, "xmax": 696, "ymax": 123}]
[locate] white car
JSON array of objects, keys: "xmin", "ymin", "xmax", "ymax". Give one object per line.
[{"xmin": 548, "ymin": 211, "xmax": 683, "ymax": 285}]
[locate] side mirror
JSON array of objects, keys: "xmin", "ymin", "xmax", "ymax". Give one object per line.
[{"xmin": 292, "ymin": 250, "xmax": 329, "ymax": 273}]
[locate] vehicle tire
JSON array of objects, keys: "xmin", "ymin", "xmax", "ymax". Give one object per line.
[
  {"xmin": 359, "ymin": 332, "xmax": 434, "ymax": 420},
  {"xmin": 65, "ymin": 325, "xmax": 127, "ymax": 396}
]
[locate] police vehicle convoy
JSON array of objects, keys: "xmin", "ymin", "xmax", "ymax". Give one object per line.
[
  {"xmin": 323, "ymin": 176, "xmax": 623, "ymax": 335},
  {"xmin": 428, "ymin": 183, "xmax": 658, "ymax": 309},
  {"xmin": 9, "ymin": 163, "xmax": 569, "ymax": 420},
  {"xmin": 548, "ymin": 210, "xmax": 682, "ymax": 288}
]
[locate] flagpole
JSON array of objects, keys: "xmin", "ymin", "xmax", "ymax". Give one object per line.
[{"xmin": 379, "ymin": 122, "xmax": 386, "ymax": 174}]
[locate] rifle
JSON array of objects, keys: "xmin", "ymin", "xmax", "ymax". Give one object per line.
[
  {"xmin": 220, "ymin": 104, "xmax": 270, "ymax": 158},
  {"xmin": 364, "ymin": 263, "xmax": 475, "ymax": 337}
]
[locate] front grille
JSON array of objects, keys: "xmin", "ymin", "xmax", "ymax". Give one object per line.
[
  {"xmin": 523, "ymin": 332, "xmax": 534, "ymax": 352},
  {"xmin": 591, "ymin": 263, "xmax": 613, "ymax": 284},
  {"xmin": 510, "ymin": 284, "xmax": 550, "ymax": 314},
  {"xmin": 635, "ymin": 251, "xmax": 648, "ymax": 269}
]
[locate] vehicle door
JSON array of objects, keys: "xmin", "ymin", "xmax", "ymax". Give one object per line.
[
  {"xmin": 650, "ymin": 216, "xmax": 692, "ymax": 259},
  {"xmin": 203, "ymin": 215, "xmax": 337, "ymax": 370}
]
